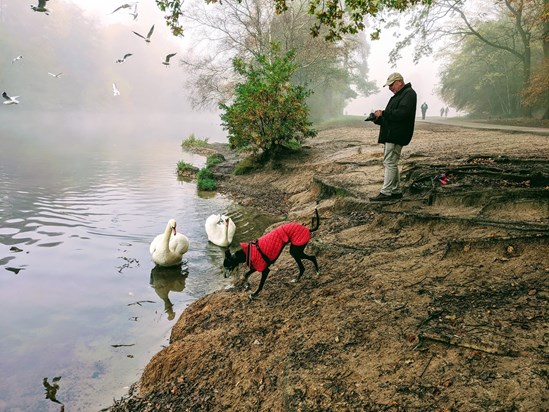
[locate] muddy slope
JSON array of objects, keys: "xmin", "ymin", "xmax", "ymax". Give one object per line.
[{"xmin": 108, "ymin": 121, "xmax": 548, "ymax": 411}]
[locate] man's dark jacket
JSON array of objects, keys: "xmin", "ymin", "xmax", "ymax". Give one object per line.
[{"xmin": 374, "ymin": 83, "xmax": 417, "ymax": 146}]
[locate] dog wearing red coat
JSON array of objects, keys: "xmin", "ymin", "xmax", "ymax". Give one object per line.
[{"xmin": 223, "ymin": 209, "xmax": 320, "ymax": 299}]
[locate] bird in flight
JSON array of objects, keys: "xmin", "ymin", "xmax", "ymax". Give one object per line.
[
  {"xmin": 129, "ymin": 3, "xmax": 138, "ymax": 20},
  {"xmin": 133, "ymin": 25, "xmax": 154, "ymax": 43},
  {"xmin": 162, "ymin": 53, "xmax": 177, "ymax": 66},
  {"xmin": 48, "ymin": 72, "xmax": 63, "ymax": 78},
  {"xmin": 112, "ymin": 83, "xmax": 121, "ymax": 96},
  {"xmin": 2, "ymin": 92, "xmax": 20, "ymax": 105},
  {"xmin": 12, "ymin": 55, "xmax": 23, "ymax": 64},
  {"xmin": 30, "ymin": 0, "xmax": 50, "ymax": 14},
  {"xmin": 116, "ymin": 53, "xmax": 133, "ymax": 63},
  {"xmin": 110, "ymin": 3, "xmax": 136, "ymax": 15}
]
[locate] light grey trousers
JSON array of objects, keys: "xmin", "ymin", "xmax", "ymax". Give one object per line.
[{"xmin": 381, "ymin": 143, "xmax": 403, "ymax": 195}]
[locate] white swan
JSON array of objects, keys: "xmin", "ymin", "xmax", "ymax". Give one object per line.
[
  {"xmin": 149, "ymin": 219, "xmax": 190, "ymax": 267},
  {"xmin": 205, "ymin": 214, "xmax": 236, "ymax": 247}
]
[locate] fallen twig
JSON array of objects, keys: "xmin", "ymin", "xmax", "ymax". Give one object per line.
[
  {"xmin": 406, "ymin": 276, "xmax": 428, "ymax": 288},
  {"xmin": 419, "ymin": 332, "xmax": 518, "ymax": 357},
  {"xmin": 419, "ymin": 354, "xmax": 435, "ymax": 378},
  {"xmin": 372, "ymin": 304, "xmax": 407, "ymax": 322}
]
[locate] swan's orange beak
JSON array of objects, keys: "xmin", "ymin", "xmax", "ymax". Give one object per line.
[{"xmin": 172, "ymin": 228, "xmax": 177, "ymax": 236}]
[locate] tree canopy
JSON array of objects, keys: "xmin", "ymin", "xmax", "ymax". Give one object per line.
[
  {"xmin": 390, "ymin": 0, "xmax": 548, "ymax": 117},
  {"xmin": 155, "ymin": 0, "xmax": 432, "ymax": 40}
]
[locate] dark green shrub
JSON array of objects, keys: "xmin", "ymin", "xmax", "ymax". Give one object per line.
[
  {"xmin": 220, "ymin": 45, "xmax": 316, "ymax": 162},
  {"xmin": 197, "ymin": 167, "xmax": 217, "ymax": 191}
]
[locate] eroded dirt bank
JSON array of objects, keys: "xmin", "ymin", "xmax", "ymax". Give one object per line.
[{"xmin": 108, "ymin": 120, "xmax": 548, "ymax": 411}]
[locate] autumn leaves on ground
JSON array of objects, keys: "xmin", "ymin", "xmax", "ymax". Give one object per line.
[{"xmin": 108, "ymin": 118, "xmax": 548, "ymax": 412}]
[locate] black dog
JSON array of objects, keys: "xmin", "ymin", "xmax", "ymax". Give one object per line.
[{"xmin": 223, "ymin": 209, "xmax": 320, "ymax": 299}]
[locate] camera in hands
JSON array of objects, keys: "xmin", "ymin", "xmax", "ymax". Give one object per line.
[{"xmin": 365, "ymin": 113, "xmax": 376, "ymax": 122}]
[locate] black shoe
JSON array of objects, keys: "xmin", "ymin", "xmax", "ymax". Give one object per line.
[
  {"xmin": 369, "ymin": 193, "xmax": 394, "ymax": 201},
  {"xmin": 369, "ymin": 192, "xmax": 403, "ymax": 201}
]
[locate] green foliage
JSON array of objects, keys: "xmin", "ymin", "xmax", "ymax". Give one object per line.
[
  {"xmin": 197, "ymin": 177, "xmax": 217, "ymax": 191},
  {"xmin": 206, "ymin": 153, "xmax": 225, "ymax": 168},
  {"xmin": 220, "ymin": 46, "xmax": 317, "ymax": 161},
  {"xmin": 181, "ymin": 133, "xmax": 209, "ymax": 149},
  {"xmin": 155, "ymin": 0, "xmax": 431, "ymax": 41},
  {"xmin": 176, "ymin": 160, "xmax": 196, "ymax": 173},
  {"xmin": 197, "ymin": 167, "xmax": 217, "ymax": 191}
]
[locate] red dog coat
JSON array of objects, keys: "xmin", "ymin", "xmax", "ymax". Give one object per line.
[{"xmin": 240, "ymin": 223, "xmax": 311, "ymax": 272}]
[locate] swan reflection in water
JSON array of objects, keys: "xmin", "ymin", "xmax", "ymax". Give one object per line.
[{"xmin": 149, "ymin": 263, "xmax": 189, "ymax": 320}]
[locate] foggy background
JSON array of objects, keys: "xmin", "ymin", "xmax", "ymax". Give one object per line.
[
  {"xmin": 1, "ymin": 0, "xmax": 449, "ymax": 126},
  {"xmin": 0, "ymin": 0, "xmax": 225, "ymax": 140}
]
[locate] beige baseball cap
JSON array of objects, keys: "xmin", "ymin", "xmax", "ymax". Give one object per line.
[{"xmin": 383, "ymin": 72, "xmax": 403, "ymax": 87}]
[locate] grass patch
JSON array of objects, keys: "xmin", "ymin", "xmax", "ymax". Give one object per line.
[
  {"xmin": 206, "ymin": 153, "xmax": 225, "ymax": 168},
  {"xmin": 181, "ymin": 133, "xmax": 209, "ymax": 149},
  {"xmin": 176, "ymin": 160, "xmax": 198, "ymax": 176}
]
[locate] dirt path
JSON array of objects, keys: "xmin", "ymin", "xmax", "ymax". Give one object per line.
[{"xmin": 108, "ymin": 119, "xmax": 548, "ymax": 412}]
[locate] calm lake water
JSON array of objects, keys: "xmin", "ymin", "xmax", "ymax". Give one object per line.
[{"xmin": 0, "ymin": 112, "xmax": 274, "ymax": 411}]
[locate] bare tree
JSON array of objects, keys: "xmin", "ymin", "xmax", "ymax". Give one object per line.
[
  {"xmin": 386, "ymin": 0, "xmax": 546, "ymax": 115},
  {"xmin": 179, "ymin": 0, "xmax": 376, "ymax": 118}
]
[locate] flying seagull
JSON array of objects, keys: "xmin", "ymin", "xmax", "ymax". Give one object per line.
[
  {"xmin": 162, "ymin": 53, "xmax": 177, "ymax": 66},
  {"xmin": 2, "ymin": 92, "xmax": 20, "ymax": 105},
  {"xmin": 115, "ymin": 53, "xmax": 133, "ymax": 63},
  {"xmin": 129, "ymin": 3, "xmax": 138, "ymax": 20},
  {"xmin": 110, "ymin": 3, "xmax": 135, "ymax": 14},
  {"xmin": 48, "ymin": 72, "xmax": 63, "ymax": 78},
  {"xmin": 12, "ymin": 55, "xmax": 23, "ymax": 64},
  {"xmin": 30, "ymin": 0, "xmax": 50, "ymax": 14},
  {"xmin": 133, "ymin": 24, "xmax": 154, "ymax": 43},
  {"xmin": 112, "ymin": 83, "xmax": 120, "ymax": 96}
]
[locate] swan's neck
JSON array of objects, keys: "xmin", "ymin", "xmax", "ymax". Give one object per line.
[
  {"xmin": 224, "ymin": 220, "xmax": 229, "ymax": 245},
  {"xmin": 164, "ymin": 224, "xmax": 173, "ymax": 246}
]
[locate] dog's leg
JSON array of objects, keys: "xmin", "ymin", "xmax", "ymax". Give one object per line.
[
  {"xmin": 242, "ymin": 269, "xmax": 255, "ymax": 290},
  {"xmin": 289, "ymin": 245, "xmax": 307, "ymax": 282},
  {"xmin": 249, "ymin": 268, "xmax": 270, "ymax": 300},
  {"xmin": 289, "ymin": 244, "xmax": 319, "ymax": 282}
]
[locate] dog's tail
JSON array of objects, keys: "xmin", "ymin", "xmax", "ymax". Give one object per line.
[{"xmin": 310, "ymin": 208, "xmax": 320, "ymax": 232}]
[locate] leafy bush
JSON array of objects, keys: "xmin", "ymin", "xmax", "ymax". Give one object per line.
[
  {"xmin": 220, "ymin": 45, "xmax": 317, "ymax": 162},
  {"xmin": 197, "ymin": 167, "xmax": 217, "ymax": 191},
  {"xmin": 197, "ymin": 177, "xmax": 217, "ymax": 191}
]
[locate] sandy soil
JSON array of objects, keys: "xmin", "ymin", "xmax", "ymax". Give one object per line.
[{"xmin": 107, "ymin": 119, "xmax": 548, "ymax": 412}]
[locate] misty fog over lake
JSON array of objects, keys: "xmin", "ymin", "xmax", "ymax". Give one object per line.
[{"xmin": 0, "ymin": 1, "xmax": 275, "ymax": 410}]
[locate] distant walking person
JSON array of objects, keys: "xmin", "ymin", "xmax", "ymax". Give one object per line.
[
  {"xmin": 421, "ymin": 102, "xmax": 428, "ymax": 120},
  {"xmin": 444, "ymin": 106, "xmax": 449, "ymax": 117},
  {"xmin": 440, "ymin": 107, "xmax": 444, "ymax": 117},
  {"xmin": 369, "ymin": 72, "xmax": 417, "ymax": 201}
]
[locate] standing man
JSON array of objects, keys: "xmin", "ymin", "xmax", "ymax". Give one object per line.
[
  {"xmin": 370, "ymin": 72, "xmax": 417, "ymax": 201},
  {"xmin": 421, "ymin": 102, "xmax": 428, "ymax": 119}
]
